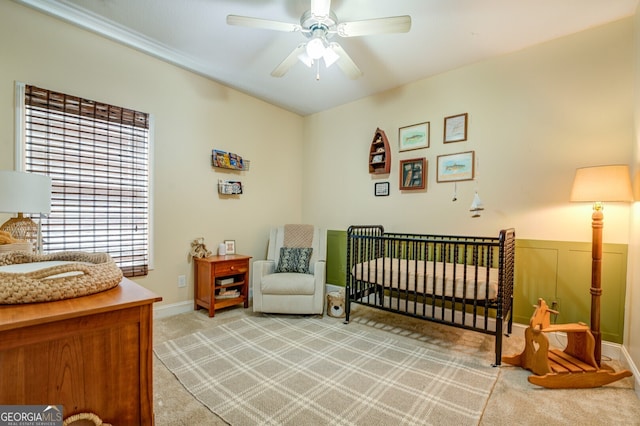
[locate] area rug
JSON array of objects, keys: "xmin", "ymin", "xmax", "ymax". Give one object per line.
[{"xmin": 154, "ymin": 315, "xmax": 498, "ymax": 425}]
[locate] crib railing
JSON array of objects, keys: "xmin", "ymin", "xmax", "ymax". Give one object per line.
[{"xmin": 346, "ymin": 225, "xmax": 516, "ymax": 366}]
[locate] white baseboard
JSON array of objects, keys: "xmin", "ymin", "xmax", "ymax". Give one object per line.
[
  {"xmin": 326, "ymin": 283, "xmax": 343, "ymax": 294},
  {"xmin": 154, "ymin": 300, "xmax": 192, "ymax": 319},
  {"xmin": 620, "ymin": 345, "xmax": 640, "ymax": 399}
]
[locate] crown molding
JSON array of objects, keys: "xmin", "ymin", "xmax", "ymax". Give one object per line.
[{"xmin": 15, "ymin": 0, "xmax": 214, "ymax": 78}]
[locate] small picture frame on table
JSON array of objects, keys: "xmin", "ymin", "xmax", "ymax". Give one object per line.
[
  {"xmin": 399, "ymin": 158, "xmax": 427, "ymax": 190},
  {"xmin": 444, "ymin": 113, "xmax": 468, "ymax": 143},
  {"xmin": 224, "ymin": 240, "xmax": 236, "ymax": 255},
  {"xmin": 374, "ymin": 181, "xmax": 390, "ymax": 196}
]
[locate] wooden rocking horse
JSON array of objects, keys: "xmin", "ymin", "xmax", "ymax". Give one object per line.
[{"xmin": 502, "ymin": 298, "xmax": 632, "ymax": 388}]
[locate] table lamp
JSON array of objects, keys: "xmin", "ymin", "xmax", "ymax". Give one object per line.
[
  {"xmin": 0, "ymin": 170, "xmax": 52, "ymax": 252},
  {"xmin": 570, "ymin": 164, "xmax": 634, "ymax": 366}
]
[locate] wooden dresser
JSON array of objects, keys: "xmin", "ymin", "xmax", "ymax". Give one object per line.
[{"xmin": 0, "ymin": 278, "xmax": 162, "ymax": 425}]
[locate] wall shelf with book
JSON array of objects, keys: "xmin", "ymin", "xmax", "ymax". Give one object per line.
[
  {"xmin": 212, "ymin": 149, "xmax": 250, "ymax": 171},
  {"xmin": 218, "ymin": 179, "xmax": 243, "ymax": 195}
]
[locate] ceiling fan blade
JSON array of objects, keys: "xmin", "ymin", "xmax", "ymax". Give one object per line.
[
  {"xmin": 271, "ymin": 44, "xmax": 307, "ymax": 77},
  {"xmin": 227, "ymin": 15, "xmax": 300, "ymax": 32},
  {"xmin": 329, "ymin": 43, "xmax": 362, "ymax": 79},
  {"xmin": 311, "ymin": 0, "xmax": 331, "ymax": 17},
  {"xmin": 337, "ymin": 15, "xmax": 411, "ymax": 37}
]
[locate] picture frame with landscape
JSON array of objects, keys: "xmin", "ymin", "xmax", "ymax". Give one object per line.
[
  {"xmin": 399, "ymin": 122, "xmax": 430, "ymax": 151},
  {"xmin": 436, "ymin": 151, "xmax": 474, "ymax": 182}
]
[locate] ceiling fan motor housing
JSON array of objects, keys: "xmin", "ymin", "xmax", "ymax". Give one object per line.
[{"xmin": 300, "ymin": 10, "xmax": 337, "ymax": 40}]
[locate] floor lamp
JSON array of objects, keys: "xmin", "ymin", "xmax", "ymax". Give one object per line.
[
  {"xmin": 570, "ymin": 164, "xmax": 634, "ymax": 366},
  {"xmin": 0, "ymin": 170, "xmax": 52, "ymax": 253}
]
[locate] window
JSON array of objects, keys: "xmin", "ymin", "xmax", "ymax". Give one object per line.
[{"xmin": 18, "ymin": 84, "xmax": 151, "ymax": 277}]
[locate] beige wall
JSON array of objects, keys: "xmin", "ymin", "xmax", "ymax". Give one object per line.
[
  {"xmin": 628, "ymin": 6, "xmax": 640, "ymax": 381},
  {"xmin": 303, "ymin": 19, "xmax": 634, "ymax": 244},
  {"xmin": 303, "ymin": 16, "xmax": 638, "ymax": 371},
  {"xmin": 0, "ymin": 1, "xmax": 304, "ymax": 306}
]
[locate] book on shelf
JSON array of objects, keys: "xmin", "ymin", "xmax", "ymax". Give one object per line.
[
  {"xmin": 217, "ymin": 289, "xmax": 240, "ymax": 299},
  {"xmin": 215, "ymin": 277, "xmax": 235, "ymax": 285}
]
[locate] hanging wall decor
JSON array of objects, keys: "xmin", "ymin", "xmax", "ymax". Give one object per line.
[
  {"xmin": 444, "ymin": 113, "xmax": 468, "ymax": 143},
  {"xmin": 399, "ymin": 121, "xmax": 430, "ymax": 151},
  {"xmin": 399, "ymin": 158, "xmax": 426, "ymax": 190},
  {"xmin": 374, "ymin": 182, "xmax": 390, "ymax": 196},
  {"xmin": 436, "ymin": 151, "xmax": 474, "ymax": 182},
  {"xmin": 369, "ymin": 128, "xmax": 391, "ymax": 174}
]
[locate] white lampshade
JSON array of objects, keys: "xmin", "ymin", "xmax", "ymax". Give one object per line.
[
  {"xmin": 298, "ymin": 52, "xmax": 314, "ymax": 68},
  {"xmin": 322, "ymin": 47, "xmax": 339, "ymax": 67},
  {"xmin": 570, "ymin": 165, "xmax": 633, "ymax": 203},
  {"xmin": 0, "ymin": 170, "xmax": 52, "ymax": 215},
  {"xmin": 306, "ymin": 36, "xmax": 326, "ymax": 60}
]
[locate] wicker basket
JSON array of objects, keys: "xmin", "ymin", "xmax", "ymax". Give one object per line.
[
  {"xmin": 63, "ymin": 412, "xmax": 112, "ymax": 426},
  {"xmin": 0, "ymin": 251, "xmax": 123, "ymax": 304},
  {"xmin": 0, "ymin": 242, "xmax": 31, "ymax": 253}
]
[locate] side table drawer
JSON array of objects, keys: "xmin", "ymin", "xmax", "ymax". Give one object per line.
[{"xmin": 214, "ymin": 260, "xmax": 248, "ymax": 276}]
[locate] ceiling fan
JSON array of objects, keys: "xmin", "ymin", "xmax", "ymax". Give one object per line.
[{"xmin": 227, "ymin": 0, "xmax": 411, "ymax": 80}]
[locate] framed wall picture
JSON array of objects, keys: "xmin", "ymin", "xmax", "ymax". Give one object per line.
[
  {"xmin": 399, "ymin": 158, "xmax": 427, "ymax": 190},
  {"xmin": 224, "ymin": 240, "xmax": 236, "ymax": 255},
  {"xmin": 444, "ymin": 113, "xmax": 468, "ymax": 143},
  {"xmin": 436, "ymin": 151, "xmax": 475, "ymax": 182},
  {"xmin": 399, "ymin": 122, "xmax": 430, "ymax": 151},
  {"xmin": 374, "ymin": 181, "xmax": 390, "ymax": 196}
]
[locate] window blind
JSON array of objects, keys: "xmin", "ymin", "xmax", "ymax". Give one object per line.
[{"xmin": 23, "ymin": 85, "xmax": 150, "ymax": 277}]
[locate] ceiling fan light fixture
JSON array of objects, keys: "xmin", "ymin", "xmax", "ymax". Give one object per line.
[
  {"xmin": 322, "ymin": 46, "xmax": 339, "ymax": 67},
  {"xmin": 306, "ymin": 35, "xmax": 326, "ymax": 59},
  {"xmin": 297, "ymin": 51, "xmax": 314, "ymax": 67}
]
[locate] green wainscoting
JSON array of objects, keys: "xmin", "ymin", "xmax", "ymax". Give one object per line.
[
  {"xmin": 515, "ymin": 239, "xmax": 627, "ymax": 344},
  {"xmin": 325, "ymin": 230, "xmax": 628, "ymax": 343},
  {"xmin": 326, "ymin": 230, "xmax": 347, "ymax": 287}
]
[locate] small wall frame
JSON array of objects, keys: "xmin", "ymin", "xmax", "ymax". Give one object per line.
[
  {"xmin": 374, "ymin": 181, "xmax": 390, "ymax": 196},
  {"xmin": 444, "ymin": 113, "xmax": 468, "ymax": 143},
  {"xmin": 399, "ymin": 158, "xmax": 427, "ymax": 190}
]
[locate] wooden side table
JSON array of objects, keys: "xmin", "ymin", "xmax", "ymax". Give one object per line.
[{"xmin": 193, "ymin": 254, "xmax": 251, "ymax": 317}]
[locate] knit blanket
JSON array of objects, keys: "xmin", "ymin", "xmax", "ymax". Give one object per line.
[{"xmin": 283, "ymin": 224, "xmax": 314, "ymax": 248}]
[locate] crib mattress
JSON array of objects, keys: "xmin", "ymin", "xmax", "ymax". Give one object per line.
[{"xmin": 352, "ymin": 258, "xmax": 499, "ymax": 300}]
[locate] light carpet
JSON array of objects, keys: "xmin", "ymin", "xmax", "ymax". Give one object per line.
[{"xmin": 154, "ymin": 315, "xmax": 498, "ymax": 425}]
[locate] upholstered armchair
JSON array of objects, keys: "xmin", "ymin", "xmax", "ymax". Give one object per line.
[{"xmin": 252, "ymin": 225, "xmax": 326, "ymax": 314}]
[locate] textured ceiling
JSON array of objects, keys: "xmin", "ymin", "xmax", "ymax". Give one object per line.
[{"xmin": 16, "ymin": 0, "xmax": 640, "ymax": 115}]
